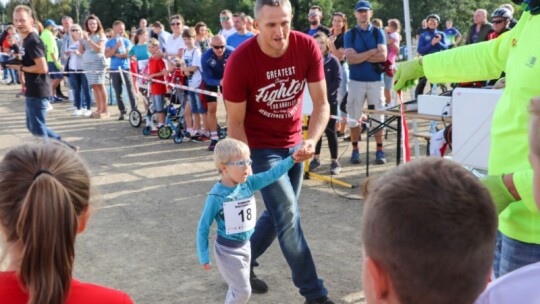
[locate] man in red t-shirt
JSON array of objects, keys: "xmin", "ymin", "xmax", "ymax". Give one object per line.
[{"xmin": 223, "ymin": 1, "xmax": 332, "ymax": 303}]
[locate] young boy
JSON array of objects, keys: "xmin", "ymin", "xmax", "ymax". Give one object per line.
[
  {"xmin": 147, "ymin": 38, "xmax": 168, "ymax": 132},
  {"xmin": 197, "ymin": 138, "xmax": 302, "ymax": 304},
  {"xmin": 181, "ymin": 28, "xmax": 207, "ymax": 141},
  {"xmin": 361, "ymin": 158, "xmax": 498, "ymax": 304}
]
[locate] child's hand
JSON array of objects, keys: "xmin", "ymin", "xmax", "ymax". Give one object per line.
[{"xmin": 202, "ymin": 264, "xmax": 211, "ymax": 270}]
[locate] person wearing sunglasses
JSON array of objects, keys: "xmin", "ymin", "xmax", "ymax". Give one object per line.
[
  {"xmin": 164, "ymin": 14, "xmax": 186, "ymax": 60},
  {"xmin": 201, "ymin": 34, "xmax": 234, "ymax": 151},
  {"xmin": 487, "ymin": 8, "xmax": 512, "ymax": 40},
  {"xmin": 218, "ymin": 10, "xmax": 237, "ymax": 40},
  {"xmin": 197, "ymin": 138, "xmax": 302, "ymax": 304},
  {"xmin": 304, "ymin": 5, "xmax": 331, "ymax": 37}
]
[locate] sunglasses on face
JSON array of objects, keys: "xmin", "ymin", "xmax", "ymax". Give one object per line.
[
  {"xmin": 220, "ymin": 17, "xmax": 231, "ymax": 22},
  {"xmin": 224, "ymin": 159, "xmax": 253, "ymax": 166},
  {"xmin": 212, "ymin": 45, "xmax": 225, "ymax": 49},
  {"xmin": 170, "ymin": 22, "xmax": 182, "ymax": 26},
  {"xmin": 106, "ymin": 35, "xmax": 111, "ymax": 38},
  {"xmin": 492, "ymin": 19, "xmax": 505, "ymax": 24},
  {"xmin": 308, "ymin": 13, "xmax": 320, "ymax": 17}
]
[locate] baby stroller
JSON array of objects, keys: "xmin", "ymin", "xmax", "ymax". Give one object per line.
[{"xmin": 129, "ymin": 60, "xmax": 155, "ymax": 128}]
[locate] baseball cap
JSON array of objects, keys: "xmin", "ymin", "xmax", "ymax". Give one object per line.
[
  {"xmin": 44, "ymin": 19, "xmax": 57, "ymax": 28},
  {"xmin": 355, "ymin": 0, "xmax": 372, "ymax": 11}
]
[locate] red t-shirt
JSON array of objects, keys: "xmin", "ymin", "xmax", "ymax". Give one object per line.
[
  {"xmin": 2, "ymin": 33, "xmax": 11, "ymax": 53},
  {"xmin": 223, "ymin": 31, "xmax": 324, "ymax": 148},
  {"xmin": 148, "ymin": 56, "xmax": 167, "ymax": 95},
  {"xmin": 0, "ymin": 272, "xmax": 133, "ymax": 304}
]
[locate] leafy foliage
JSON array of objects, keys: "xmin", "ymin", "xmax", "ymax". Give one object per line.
[{"xmin": 2, "ymin": 0, "xmax": 521, "ymax": 44}]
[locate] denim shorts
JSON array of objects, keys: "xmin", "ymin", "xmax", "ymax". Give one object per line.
[
  {"xmin": 47, "ymin": 62, "xmax": 63, "ymax": 79},
  {"xmin": 189, "ymin": 91, "xmax": 207, "ymax": 114},
  {"xmin": 383, "ymin": 74, "xmax": 394, "ymax": 90},
  {"xmin": 153, "ymin": 94, "xmax": 165, "ymax": 113},
  {"xmin": 493, "ymin": 230, "xmax": 540, "ymax": 278}
]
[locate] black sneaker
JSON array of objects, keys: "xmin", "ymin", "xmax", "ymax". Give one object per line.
[
  {"xmin": 118, "ymin": 111, "xmax": 126, "ymax": 121},
  {"xmin": 250, "ymin": 268, "xmax": 268, "ymax": 294},
  {"xmin": 305, "ymin": 296, "xmax": 335, "ymax": 304},
  {"xmin": 208, "ymin": 139, "xmax": 218, "ymax": 151},
  {"xmin": 336, "ymin": 131, "xmax": 344, "ymax": 138}
]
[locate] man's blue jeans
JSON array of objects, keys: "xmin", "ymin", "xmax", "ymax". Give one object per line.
[
  {"xmin": 26, "ymin": 97, "xmax": 61, "ymax": 141},
  {"xmin": 493, "ymin": 230, "xmax": 540, "ymax": 278},
  {"xmin": 250, "ymin": 145, "xmax": 327, "ymax": 301}
]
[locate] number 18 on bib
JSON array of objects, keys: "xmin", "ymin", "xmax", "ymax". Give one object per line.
[{"xmin": 223, "ymin": 196, "xmax": 256, "ymax": 235}]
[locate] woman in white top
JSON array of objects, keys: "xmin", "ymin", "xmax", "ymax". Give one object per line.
[
  {"xmin": 164, "ymin": 14, "xmax": 186, "ymax": 61},
  {"xmin": 67, "ymin": 24, "xmax": 93, "ymax": 117}
]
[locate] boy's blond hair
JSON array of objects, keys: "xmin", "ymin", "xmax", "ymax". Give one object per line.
[{"xmin": 213, "ymin": 138, "xmax": 250, "ymax": 173}]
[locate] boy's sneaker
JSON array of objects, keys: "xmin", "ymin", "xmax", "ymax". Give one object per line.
[
  {"xmin": 308, "ymin": 159, "xmax": 321, "ymax": 172},
  {"xmin": 118, "ymin": 111, "xmax": 126, "ymax": 121},
  {"xmin": 150, "ymin": 129, "xmax": 158, "ymax": 136},
  {"xmin": 207, "ymin": 139, "xmax": 218, "ymax": 151},
  {"xmin": 72, "ymin": 109, "xmax": 82, "ymax": 116},
  {"xmin": 343, "ymin": 135, "xmax": 351, "ymax": 142},
  {"xmin": 193, "ymin": 134, "xmax": 210, "ymax": 142},
  {"xmin": 305, "ymin": 296, "xmax": 335, "ymax": 304},
  {"xmin": 336, "ymin": 131, "xmax": 344, "ymax": 138},
  {"xmin": 350, "ymin": 149, "xmax": 361, "ymax": 164},
  {"xmin": 83, "ymin": 109, "xmax": 93, "ymax": 117},
  {"xmin": 329, "ymin": 161, "xmax": 341, "ymax": 175},
  {"xmin": 375, "ymin": 150, "xmax": 387, "ymax": 164}
]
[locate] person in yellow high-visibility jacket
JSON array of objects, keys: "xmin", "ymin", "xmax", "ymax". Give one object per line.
[{"xmin": 395, "ymin": 5, "xmax": 540, "ymax": 278}]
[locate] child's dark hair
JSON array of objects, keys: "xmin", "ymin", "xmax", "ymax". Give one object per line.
[{"xmin": 0, "ymin": 143, "xmax": 91, "ymax": 304}]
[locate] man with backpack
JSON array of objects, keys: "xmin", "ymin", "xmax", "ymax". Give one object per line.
[{"xmin": 343, "ymin": 0, "xmax": 387, "ymax": 165}]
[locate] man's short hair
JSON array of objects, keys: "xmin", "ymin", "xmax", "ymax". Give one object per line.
[
  {"xmin": 310, "ymin": 5, "xmax": 322, "ymax": 12},
  {"xmin": 254, "ymin": 0, "xmax": 291, "ymax": 19},
  {"xmin": 169, "ymin": 14, "xmax": 185, "ymax": 25},
  {"xmin": 220, "ymin": 9, "xmax": 233, "ymax": 16},
  {"xmin": 112, "ymin": 20, "xmax": 125, "ymax": 27},
  {"xmin": 362, "ymin": 158, "xmax": 497, "ymax": 304},
  {"xmin": 152, "ymin": 21, "xmax": 164, "ymax": 29},
  {"xmin": 233, "ymin": 12, "xmax": 247, "ymax": 21},
  {"xmin": 13, "ymin": 5, "xmax": 34, "ymax": 19}
]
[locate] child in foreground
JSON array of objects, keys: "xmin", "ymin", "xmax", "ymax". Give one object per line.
[{"xmin": 197, "ymin": 138, "xmax": 302, "ymax": 304}]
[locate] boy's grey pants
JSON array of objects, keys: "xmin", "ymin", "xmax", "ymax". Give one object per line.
[{"xmin": 214, "ymin": 240, "xmax": 252, "ymax": 304}]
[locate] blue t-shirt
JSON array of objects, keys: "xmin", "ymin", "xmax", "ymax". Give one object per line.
[
  {"xmin": 344, "ymin": 24, "xmax": 386, "ymax": 82},
  {"xmin": 226, "ymin": 32, "xmax": 255, "ymax": 49},
  {"xmin": 105, "ymin": 37, "xmax": 132, "ymax": 70},
  {"xmin": 444, "ymin": 27, "xmax": 461, "ymax": 46},
  {"xmin": 128, "ymin": 44, "xmax": 150, "ymax": 60}
]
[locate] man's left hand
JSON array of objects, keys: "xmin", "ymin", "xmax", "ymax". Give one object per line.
[{"xmin": 296, "ymin": 139, "xmax": 316, "ymax": 162}]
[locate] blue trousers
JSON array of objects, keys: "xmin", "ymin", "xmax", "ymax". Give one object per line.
[
  {"xmin": 25, "ymin": 97, "xmax": 61, "ymax": 141},
  {"xmin": 250, "ymin": 145, "xmax": 327, "ymax": 301}
]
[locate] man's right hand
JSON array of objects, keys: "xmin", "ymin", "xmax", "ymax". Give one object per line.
[{"xmin": 394, "ymin": 58, "xmax": 425, "ymax": 92}]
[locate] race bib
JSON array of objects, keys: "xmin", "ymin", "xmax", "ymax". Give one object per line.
[{"xmin": 223, "ymin": 196, "xmax": 256, "ymax": 235}]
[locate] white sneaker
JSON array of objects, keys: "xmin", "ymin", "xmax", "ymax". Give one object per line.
[
  {"xmin": 72, "ymin": 109, "xmax": 83, "ymax": 116},
  {"xmin": 46, "ymin": 102, "xmax": 53, "ymax": 112},
  {"xmin": 66, "ymin": 105, "xmax": 76, "ymax": 112},
  {"xmin": 83, "ymin": 109, "xmax": 92, "ymax": 117}
]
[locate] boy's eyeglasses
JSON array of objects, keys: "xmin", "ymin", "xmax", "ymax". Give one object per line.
[
  {"xmin": 220, "ymin": 17, "xmax": 231, "ymax": 22},
  {"xmin": 224, "ymin": 159, "xmax": 253, "ymax": 166}
]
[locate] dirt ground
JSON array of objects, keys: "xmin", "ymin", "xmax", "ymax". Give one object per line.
[{"xmin": 0, "ymin": 84, "xmax": 425, "ymax": 304}]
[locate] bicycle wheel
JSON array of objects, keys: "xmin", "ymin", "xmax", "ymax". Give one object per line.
[
  {"xmin": 158, "ymin": 125, "xmax": 172, "ymax": 139},
  {"xmin": 129, "ymin": 110, "xmax": 142, "ymax": 128}
]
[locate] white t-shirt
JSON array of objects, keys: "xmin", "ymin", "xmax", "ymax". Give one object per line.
[
  {"xmin": 218, "ymin": 27, "xmax": 237, "ymax": 40},
  {"xmin": 164, "ymin": 33, "xmax": 186, "ymax": 59},
  {"xmin": 475, "ymin": 262, "xmax": 540, "ymax": 304},
  {"xmin": 182, "ymin": 47, "xmax": 202, "ymax": 88}
]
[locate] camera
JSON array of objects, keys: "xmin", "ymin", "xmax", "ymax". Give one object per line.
[{"xmin": 1, "ymin": 56, "xmax": 22, "ymax": 69}]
